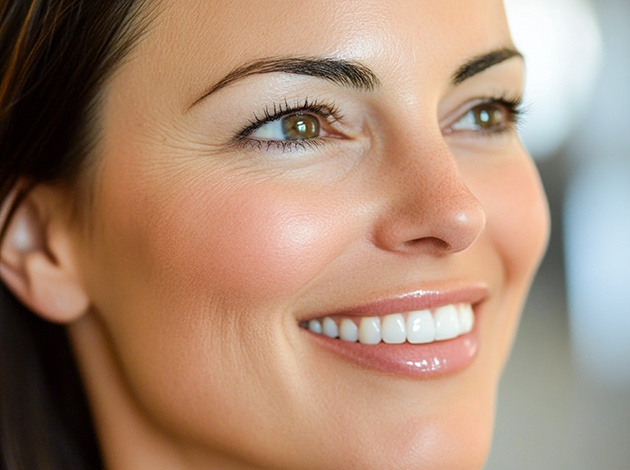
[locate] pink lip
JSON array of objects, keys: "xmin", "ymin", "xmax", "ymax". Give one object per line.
[
  {"xmin": 302, "ymin": 283, "xmax": 488, "ymax": 378},
  {"xmin": 316, "ymin": 284, "xmax": 488, "ymax": 319}
]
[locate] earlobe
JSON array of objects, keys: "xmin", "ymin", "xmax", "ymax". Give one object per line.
[{"xmin": 0, "ymin": 188, "xmax": 89, "ymax": 324}]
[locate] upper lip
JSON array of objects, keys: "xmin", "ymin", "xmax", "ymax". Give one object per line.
[{"xmin": 301, "ymin": 282, "xmax": 489, "ymax": 320}]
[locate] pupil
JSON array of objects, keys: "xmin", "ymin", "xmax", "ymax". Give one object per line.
[{"xmin": 282, "ymin": 114, "xmax": 320, "ymax": 140}]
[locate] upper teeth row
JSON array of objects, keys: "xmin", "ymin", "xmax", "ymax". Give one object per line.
[{"xmin": 305, "ymin": 303, "xmax": 474, "ymax": 345}]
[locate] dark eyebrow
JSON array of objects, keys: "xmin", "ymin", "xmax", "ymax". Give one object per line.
[
  {"xmin": 189, "ymin": 57, "xmax": 381, "ymax": 109},
  {"xmin": 451, "ymin": 48, "xmax": 523, "ymax": 86}
]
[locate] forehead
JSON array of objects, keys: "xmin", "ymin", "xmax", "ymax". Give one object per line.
[{"xmin": 113, "ymin": 0, "xmax": 512, "ymax": 109}]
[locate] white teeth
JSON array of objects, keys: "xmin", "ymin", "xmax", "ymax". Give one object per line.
[
  {"xmin": 308, "ymin": 319, "xmax": 322, "ymax": 334},
  {"xmin": 381, "ymin": 314, "xmax": 406, "ymax": 344},
  {"xmin": 306, "ymin": 303, "xmax": 475, "ymax": 345},
  {"xmin": 458, "ymin": 304, "xmax": 474, "ymax": 334},
  {"xmin": 359, "ymin": 317, "xmax": 381, "ymax": 344},
  {"xmin": 339, "ymin": 319, "xmax": 359, "ymax": 342},
  {"xmin": 434, "ymin": 305, "xmax": 460, "ymax": 340},
  {"xmin": 407, "ymin": 309, "xmax": 435, "ymax": 344},
  {"xmin": 322, "ymin": 317, "xmax": 339, "ymax": 338}
]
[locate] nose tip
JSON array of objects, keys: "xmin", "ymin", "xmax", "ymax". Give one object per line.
[{"xmin": 373, "ymin": 180, "xmax": 487, "ymax": 255}]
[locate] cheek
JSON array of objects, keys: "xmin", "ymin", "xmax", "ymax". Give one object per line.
[
  {"xmin": 462, "ymin": 146, "xmax": 550, "ymax": 287},
  {"xmin": 93, "ymin": 158, "xmax": 359, "ymax": 318},
  {"xmin": 153, "ymin": 180, "xmax": 350, "ymax": 306},
  {"xmin": 482, "ymin": 156, "xmax": 550, "ymax": 283},
  {"xmin": 84, "ymin": 166, "xmax": 362, "ymax": 449},
  {"xmin": 469, "ymin": 153, "xmax": 549, "ymax": 364}
]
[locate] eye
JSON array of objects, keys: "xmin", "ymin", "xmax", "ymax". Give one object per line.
[
  {"xmin": 455, "ymin": 104, "xmax": 503, "ymax": 130},
  {"xmin": 251, "ymin": 113, "xmax": 321, "ymax": 141},
  {"xmin": 447, "ymin": 98, "xmax": 523, "ymax": 135}
]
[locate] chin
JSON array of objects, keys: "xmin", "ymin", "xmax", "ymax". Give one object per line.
[{"xmin": 318, "ymin": 403, "xmax": 495, "ymax": 470}]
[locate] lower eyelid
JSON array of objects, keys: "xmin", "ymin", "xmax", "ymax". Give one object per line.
[
  {"xmin": 234, "ymin": 136, "xmax": 330, "ymax": 153},
  {"xmin": 443, "ymin": 126, "xmax": 517, "ymax": 143},
  {"xmin": 233, "ymin": 128, "xmax": 365, "ymax": 155}
]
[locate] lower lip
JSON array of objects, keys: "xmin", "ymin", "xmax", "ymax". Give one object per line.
[{"xmin": 305, "ymin": 310, "xmax": 481, "ymax": 378}]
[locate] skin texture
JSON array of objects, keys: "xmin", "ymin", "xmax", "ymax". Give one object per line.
[{"xmin": 0, "ymin": 1, "xmax": 549, "ymax": 469}]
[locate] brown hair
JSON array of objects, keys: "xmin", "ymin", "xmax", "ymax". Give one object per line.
[{"xmin": 0, "ymin": 1, "xmax": 151, "ymax": 467}]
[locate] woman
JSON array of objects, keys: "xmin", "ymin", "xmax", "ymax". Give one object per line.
[{"xmin": 0, "ymin": 0, "xmax": 550, "ymax": 468}]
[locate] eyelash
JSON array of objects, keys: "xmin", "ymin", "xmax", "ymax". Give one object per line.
[
  {"xmin": 232, "ymin": 95, "xmax": 526, "ymax": 152},
  {"xmin": 233, "ymin": 98, "xmax": 343, "ymax": 152},
  {"xmin": 444, "ymin": 95, "xmax": 527, "ymax": 137}
]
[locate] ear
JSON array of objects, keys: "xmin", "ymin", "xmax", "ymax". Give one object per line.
[{"xmin": 0, "ymin": 186, "xmax": 89, "ymax": 324}]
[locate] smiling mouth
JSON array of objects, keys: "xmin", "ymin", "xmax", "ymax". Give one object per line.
[
  {"xmin": 299, "ymin": 285, "xmax": 487, "ymax": 377},
  {"xmin": 300, "ymin": 303, "xmax": 474, "ymax": 345}
]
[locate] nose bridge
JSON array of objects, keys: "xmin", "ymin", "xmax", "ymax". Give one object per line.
[{"xmin": 372, "ymin": 136, "xmax": 486, "ymax": 254}]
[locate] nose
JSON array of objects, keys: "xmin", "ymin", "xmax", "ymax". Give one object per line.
[{"xmin": 371, "ymin": 140, "xmax": 486, "ymax": 255}]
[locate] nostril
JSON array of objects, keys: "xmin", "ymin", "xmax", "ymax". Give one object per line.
[{"xmin": 403, "ymin": 236, "xmax": 451, "ymax": 253}]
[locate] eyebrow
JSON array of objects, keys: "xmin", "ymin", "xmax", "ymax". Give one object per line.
[
  {"xmin": 189, "ymin": 48, "xmax": 522, "ymax": 109},
  {"xmin": 451, "ymin": 48, "xmax": 523, "ymax": 86},
  {"xmin": 189, "ymin": 57, "xmax": 381, "ymax": 108}
]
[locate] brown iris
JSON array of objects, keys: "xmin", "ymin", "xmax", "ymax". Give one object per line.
[
  {"xmin": 472, "ymin": 104, "xmax": 505, "ymax": 129},
  {"xmin": 281, "ymin": 113, "xmax": 320, "ymax": 140}
]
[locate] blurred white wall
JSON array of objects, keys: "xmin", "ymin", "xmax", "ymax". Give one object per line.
[
  {"xmin": 564, "ymin": 0, "xmax": 630, "ymax": 390},
  {"xmin": 505, "ymin": 0, "xmax": 603, "ymax": 159}
]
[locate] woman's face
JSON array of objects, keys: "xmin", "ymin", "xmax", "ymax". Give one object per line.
[{"xmin": 69, "ymin": 0, "xmax": 549, "ymax": 468}]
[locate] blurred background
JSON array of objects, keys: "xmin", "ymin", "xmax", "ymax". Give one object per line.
[{"xmin": 486, "ymin": 0, "xmax": 630, "ymax": 468}]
